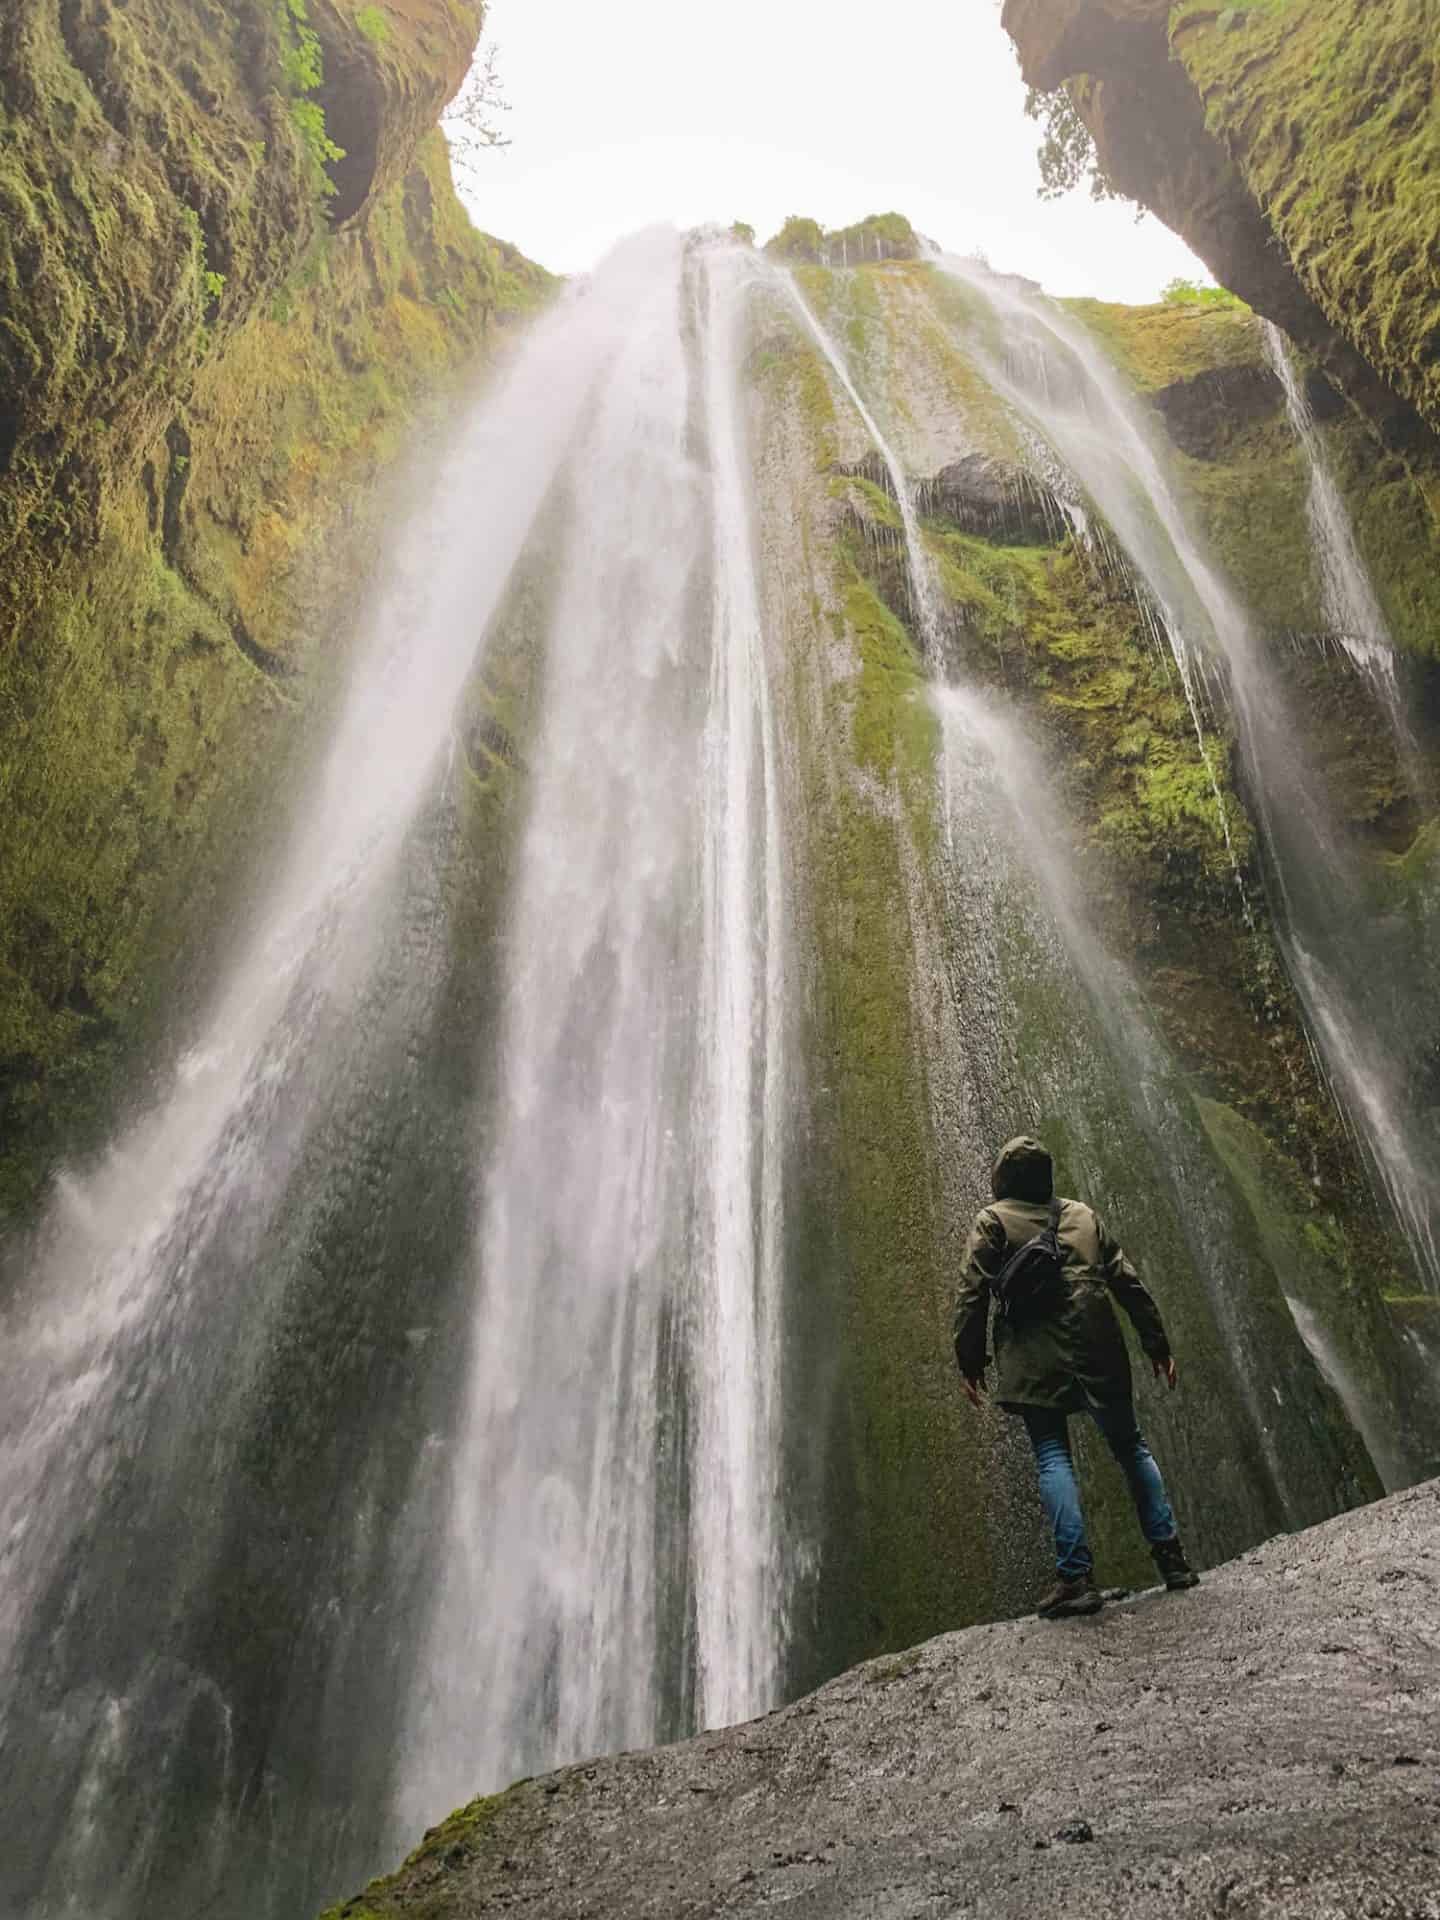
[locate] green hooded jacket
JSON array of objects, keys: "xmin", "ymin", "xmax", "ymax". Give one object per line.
[{"xmin": 953, "ymin": 1136, "xmax": 1171, "ymax": 1412}]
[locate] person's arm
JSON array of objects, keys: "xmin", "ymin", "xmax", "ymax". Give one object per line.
[
  {"xmin": 954, "ymin": 1209, "xmax": 1005, "ymax": 1403},
  {"xmin": 1096, "ymin": 1213, "xmax": 1177, "ymax": 1387}
]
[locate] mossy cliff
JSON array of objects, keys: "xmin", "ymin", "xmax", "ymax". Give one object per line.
[
  {"xmin": 753, "ymin": 251, "xmax": 1440, "ymax": 1702},
  {"xmin": 1068, "ymin": 295, "xmax": 1440, "ymax": 662},
  {"xmin": 0, "ymin": 0, "xmax": 551, "ymax": 1209},
  {"xmin": 1002, "ymin": 0, "xmax": 1440, "ymax": 461}
]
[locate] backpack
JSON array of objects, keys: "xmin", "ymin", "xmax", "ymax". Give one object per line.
[{"xmin": 992, "ymin": 1196, "xmax": 1067, "ymax": 1324}]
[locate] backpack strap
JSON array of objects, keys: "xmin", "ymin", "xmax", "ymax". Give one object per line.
[{"xmin": 1048, "ymin": 1194, "xmax": 1062, "ymax": 1234}]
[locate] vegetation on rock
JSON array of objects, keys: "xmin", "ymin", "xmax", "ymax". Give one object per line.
[
  {"xmin": 1171, "ymin": 0, "xmax": 1440, "ymax": 438},
  {"xmin": 1002, "ymin": 0, "xmax": 1440, "ymax": 454},
  {"xmin": 0, "ymin": 0, "xmax": 551, "ymax": 1208},
  {"xmin": 765, "ymin": 211, "xmax": 922, "ymax": 266}
]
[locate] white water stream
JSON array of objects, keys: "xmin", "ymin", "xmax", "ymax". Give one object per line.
[
  {"xmin": 1261, "ymin": 323, "xmax": 1401, "ymax": 686},
  {"xmin": 398, "ymin": 237, "xmax": 789, "ymax": 1826},
  {"xmin": 0, "ymin": 231, "xmax": 792, "ymax": 1920},
  {"xmin": 0, "ymin": 231, "xmax": 669, "ymax": 1692},
  {"xmin": 0, "ymin": 221, "xmax": 1433, "ymax": 1920}
]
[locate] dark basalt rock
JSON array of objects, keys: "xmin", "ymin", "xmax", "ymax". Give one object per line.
[
  {"xmin": 323, "ymin": 1479, "xmax": 1440, "ymax": 1919},
  {"xmin": 918, "ymin": 451, "xmax": 1062, "ymax": 545},
  {"xmin": 1151, "ymin": 362, "xmax": 1285, "ymax": 460}
]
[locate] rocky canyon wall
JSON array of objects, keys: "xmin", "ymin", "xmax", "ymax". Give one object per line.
[
  {"xmin": 0, "ymin": 0, "xmax": 549, "ymax": 1209},
  {"xmin": 1002, "ymin": 0, "xmax": 1440, "ymax": 461}
]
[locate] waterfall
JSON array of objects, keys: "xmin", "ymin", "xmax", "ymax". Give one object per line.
[
  {"xmin": 2, "ymin": 213, "xmax": 1434, "ymax": 1920},
  {"xmin": 929, "ymin": 255, "xmax": 1440, "ymax": 1300},
  {"xmin": 1261, "ymin": 321, "xmax": 1425, "ymax": 794},
  {"xmin": 933, "ymin": 685, "xmax": 1372, "ymax": 1519},
  {"xmin": 692, "ymin": 246, "xmax": 789, "ymax": 1733},
  {"xmin": 768, "ymin": 284, "xmax": 1380, "ymax": 1532},
  {"xmin": 0, "ymin": 230, "xmax": 790, "ymax": 1920},
  {"xmin": 397, "ymin": 238, "xmax": 789, "ymax": 1828}
]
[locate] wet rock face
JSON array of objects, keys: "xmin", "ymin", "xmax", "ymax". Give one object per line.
[
  {"xmin": 1000, "ymin": 0, "xmax": 1170, "ymax": 94},
  {"xmin": 918, "ymin": 452, "xmax": 1060, "ymax": 546},
  {"xmin": 311, "ymin": 0, "xmax": 482, "ymax": 226},
  {"xmin": 1000, "ymin": 0, "xmax": 1433, "ymax": 453},
  {"xmin": 0, "ymin": 0, "xmax": 550, "ymax": 1210},
  {"xmin": 321, "ymin": 1478, "xmax": 1440, "ymax": 1919},
  {"xmin": 1150, "ymin": 361, "xmax": 1283, "ymax": 461}
]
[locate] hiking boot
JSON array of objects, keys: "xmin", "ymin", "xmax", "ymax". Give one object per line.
[
  {"xmin": 1152, "ymin": 1536, "xmax": 1200, "ymax": 1591},
  {"xmin": 1037, "ymin": 1575, "xmax": 1103, "ymax": 1619}
]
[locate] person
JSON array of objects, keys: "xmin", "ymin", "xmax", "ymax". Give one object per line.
[{"xmin": 953, "ymin": 1134, "xmax": 1200, "ymax": 1618}]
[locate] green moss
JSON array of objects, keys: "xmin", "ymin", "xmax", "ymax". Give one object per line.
[
  {"xmin": 1327, "ymin": 431, "xmax": 1440, "ymax": 659},
  {"xmin": 1197, "ymin": 1096, "xmax": 1363, "ymax": 1296},
  {"xmin": 1172, "ymin": 0, "xmax": 1440, "ymax": 436},
  {"xmin": 843, "ymin": 263, "xmax": 883, "ymax": 363},
  {"xmin": 316, "ymin": 1785, "xmax": 530, "ymax": 1919},
  {"xmin": 930, "ymin": 524, "xmax": 1251, "ymax": 886},
  {"xmin": 1178, "ymin": 424, "xmax": 1320, "ymax": 634},
  {"xmin": 840, "ymin": 556, "xmax": 939, "ymax": 815},
  {"xmin": 355, "ymin": 4, "xmax": 392, "ymax": 45},
  {"xmin": 763, "ymin": 209, "xmax": 921, "ymax": 265},
  {"xmin": 0, "ymin": 1, "xmax": 552, "ymax": 1210},
  {"xmin": 1385, "ymin": 816, "xmax": 1440, "ymax": 903},
  {"xmin": 751, "ymin": 314, "xmax": 838, "ymax": 469},
  {"xmin": 759, "ymin": 311, "xmax": 997, "ymax": 1657},
  {"xmin": 832, "ymin": 472, "xmax": 902, "ymax": 531},
  {"xmin": 1062, "ymin": 298, "xmax": 1264, "ymax": 395},
  {"xmin": 1065, "ymin": 297, "xmax": 1440, "ymax": 657}
]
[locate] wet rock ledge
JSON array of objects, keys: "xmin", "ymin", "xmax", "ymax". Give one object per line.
[{"xmin": 324, "ymin": 1480, "xmax": 1440, "ymax": 1919}]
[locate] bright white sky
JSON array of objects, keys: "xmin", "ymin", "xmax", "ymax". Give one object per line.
[{"xmin": 452, "ymin": 0, "xmax": 1210, "ymax": 300}]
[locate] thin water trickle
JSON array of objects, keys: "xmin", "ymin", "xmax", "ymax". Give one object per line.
[
  {"xmin": 930, "ymin": 253, "xmax": 1249, "ymax": 890},
  {"xmin": 934, "ymin": 685, "xmax": 1318, "ymax": 1522},
  {"xmin": 782, "ymin": 273, "xmax": 946, "ymax": 654},
  {"xmin": 1262, "ymin": 321, "xmax": 1426, "ymax": 794},
  {"xmin": 1262, "ymin": 325, "xmax": 1399, "ymax": 685}
]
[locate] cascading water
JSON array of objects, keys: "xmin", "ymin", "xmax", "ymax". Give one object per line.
[
  {"xmin": 1262, "ymin": 319, "xmax": 1428, "ymax": 804},
  {"xmin": 780, "ymin": 282, "xmax": 1376, "ymax": 1528},
  {"xmin": 2, "ymin": 209, "xmax": 1435, "ymax": 1920},
  {"xmin": 932, "ymin": 684, "xmax": 1376, "ymax": 1519},
  {"xmin": 929, "ymin": 255, "xmax": 1440, "ymax": 1301},
  {"xmin": 397, "ymin": 237, "xmax": 791, "ymax": 1829},
  {"xmin": 0, "ymin": 231, "xmax": 792, "ymax": 1920}
]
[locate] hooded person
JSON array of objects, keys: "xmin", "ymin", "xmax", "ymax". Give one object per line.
[{"xmin": 954, "ymin": 1135, "xmax": 1200, "ymax": 1617}]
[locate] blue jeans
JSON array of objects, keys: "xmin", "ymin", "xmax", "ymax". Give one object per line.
[{"xmin": 1022, "ymin": 1401, "xmax": 1177, "ymax": 1580}]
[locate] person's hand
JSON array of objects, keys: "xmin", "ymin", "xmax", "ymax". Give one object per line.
[
  {"xmin": 961, "ymin": 1374, "xmax": 987, "ymax": 1410},
  {"xmin": 1153, "ymin": 1355, "xmax": 1178, "ymax": 1391}
]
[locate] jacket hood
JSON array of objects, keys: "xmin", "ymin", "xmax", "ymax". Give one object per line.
[{"xmin": 991, "ymin": 1135, "xmax": 1054, "ymax": 1202}]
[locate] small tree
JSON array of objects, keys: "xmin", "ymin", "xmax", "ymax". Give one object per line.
[
  {"xmin": 764, "ymin": 215, "xmax": 826, "ymax": 263},
  {"xmin": 446, "ymin": 37, "xmax": 512, "ymax": 182},
  {"xmin": 1161, "ymin": 277, "xmax": 1247, "ymax": 311},
  {"xmin": 1024, "ymin": 82, "xmax": 1122, "ymax": 203}
]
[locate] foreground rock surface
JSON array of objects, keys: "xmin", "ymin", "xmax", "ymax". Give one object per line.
[{"xmin": 326, "ymin": 1480, "xmax": 1440, "ymax": 1918}]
